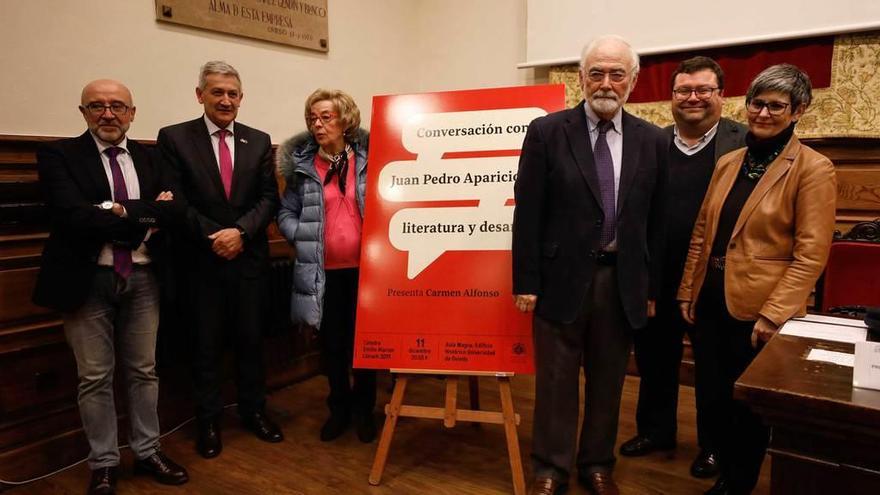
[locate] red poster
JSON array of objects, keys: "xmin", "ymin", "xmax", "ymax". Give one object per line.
[{"xmin": 354, "ymin": 85, "xmax": 566, "ymax": 373}]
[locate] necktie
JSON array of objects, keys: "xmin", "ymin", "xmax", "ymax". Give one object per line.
[
  {"xmin": 594, "ymin": 120, "xmax": 616, "ymax": 248},
  {"xmin": 217, "ymin": 129, "xmax": 233, "ymax": 199},
  {"xmin": 105, "ymin": 147, "xmax": 132, "ymax": 278}
]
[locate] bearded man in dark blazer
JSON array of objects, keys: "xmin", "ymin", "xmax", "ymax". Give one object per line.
[
  {"xmin": 620, "ymin": 56, "xmax": 747, "ymax": 481},
  {"xmin": 156, "ymin": 61, "xmax": 282, "ymax": 460},
  {"xmin": 33, "ymin": 79, "xmax": 188, "ymax": 495},
  {"xmin": 512, "ymin": 36, "xmax": 667, "ymax": 495}
]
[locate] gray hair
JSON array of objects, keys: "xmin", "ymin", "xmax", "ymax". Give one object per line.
[
  {"xmin": 746, "ymin": 64, "xmax": 812, "ymax": 111},
  {"xmin": 579, "ymin": 35, "xmax": 640, "ymax": 76},
  {"xmin": 198, "ymin": 60, "xmax": 241, "ymax": 90}
]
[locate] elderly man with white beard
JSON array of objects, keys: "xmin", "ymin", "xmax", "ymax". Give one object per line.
[{"xmin": 512, "ymin": 35, "xmax": 667, "ymax": 495}]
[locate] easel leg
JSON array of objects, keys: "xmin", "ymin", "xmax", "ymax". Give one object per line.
[
  {"xmin": 444, "ymin": 376, "xmax": 459, "ymax": 428},
  {"xmin": 468, "ymin": 375, "xmax": 481, "ymax": 411},
  {"xmin": 499, "ymin": 377, "xmax": 526, "ymax": 495},
  {"xmin": 369, "ymin": 374, "xmax": 408, "ymax": 485}
]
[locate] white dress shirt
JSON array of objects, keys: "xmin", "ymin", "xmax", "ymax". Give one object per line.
[
  {"xmin": 583, "ymin": 102, "xmax": 623, "ymax": 209},
  {"xmin": 583, "ymin": 103, "xmax": 623, "ymax": 250},
  {"xmin": 204, "ymin": 114, "xmax": 236, "ymax": 169},
  {"xmin": 90, "ymin": 133, "xmax": 150, "ymax": 265},
  {"xmin": 673, "ymin": 122, "xmax": 719, "ymax": 156}
]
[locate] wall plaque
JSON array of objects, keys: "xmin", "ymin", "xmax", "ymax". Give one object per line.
[{"xmin": 155, "ymin": 0, "xmax": 329, "ymax": 52}]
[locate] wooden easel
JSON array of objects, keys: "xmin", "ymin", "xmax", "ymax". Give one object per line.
[{"xmin": 368, "ymin": 369, "xmax": 526, "ymax": 495}]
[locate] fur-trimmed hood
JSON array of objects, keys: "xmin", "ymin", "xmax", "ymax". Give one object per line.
[{"xmin": 276, "ymin": 128, "xmax": 369, "ymax": 182}]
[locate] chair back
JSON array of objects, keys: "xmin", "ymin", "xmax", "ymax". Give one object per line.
[{"xmin": 819, "ymin": 219, "xmax": 880, "ymax": 313}]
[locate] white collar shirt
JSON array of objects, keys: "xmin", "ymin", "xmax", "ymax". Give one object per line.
[
  {"xmin": 673, "ymin": 122, "xmax": 719, "ymax": 156},
  {"xmin": 90, "ymin": 132, "xmax": 150, "ymax": 265},
  {"xmin": 583, "ymin": 102, "xmax": 623, "ymax": 204},
  {"xmin": 204, "ymin": 114, "xmax": 236, "ymax": 170},
  {"xmin": 583, "ymin": 103, "xmax": 624, "ymax": 250}
]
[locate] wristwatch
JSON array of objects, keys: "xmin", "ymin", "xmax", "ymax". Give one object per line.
[
  {"xmin": 99, "ymin": 201, "xmax": 114, "ymax": 210},
  {"xmin": 236, "ymin": 226, "xmax": 248, "ymax": 241}
]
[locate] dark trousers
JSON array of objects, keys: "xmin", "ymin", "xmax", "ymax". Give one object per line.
[
  {"xmin": 191, "ymin": 269, "xmax": 268, "ymax": 421},
  {"xmin": 693, "ymin": 267, "xmax": 769, "ymax": 493},
  {"xmin": 532, "ymin": 265, "xmax": 634, "ymax": 481},
  {"xmin": 632, "ymin": 298, "xmax": 712, "ymax": 449},
  {"xmin": 320, "ymin": 268, "xmax": 376, "ymax": 417}
]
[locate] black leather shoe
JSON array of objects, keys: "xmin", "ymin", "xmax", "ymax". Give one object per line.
[
  {"xmin": 704, "ymin": 476, "xmax": 729, "ymax": 495},
  {"xmin": 197, "ymin": 420, "xmax": 222, "ymax": 459},
  {"xmin": 241, "ymin": 411, "xmax": 284, "ymax": 443},
  {"xmin": 87, "ymin": 466, "xmax": 117, "ymax": 495},
  {"xmin": 690, "ymin": 450, "xmax": 720, "ymax": 478},
  {"xmin": 355, "ymin": 413, "xmax": 377, "ymax": 443},
  {"xmin": 619, "ymin": 435, "xmax": 676, "ymax": 457},
  {"xmin": 320, "ymin": 412, "xmax": 350, "ymax": 441},
  {"xmin": 134, "ymin": 450, "xmax": 189, "ymax": 485}
]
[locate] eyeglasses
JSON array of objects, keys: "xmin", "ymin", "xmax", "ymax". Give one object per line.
[
  {"xmin": 82, "ymin": 102, "xmax": 130, "ymax": 117},
  {"xmin": 747, "ymin": 99, "xmax": 791, "ymax": 116},
  {"xmin": 586, "ymin": 69, "xmax": 628, "ymax": 83},
  {"xmin": 308, "ymin": 113, "xmax": 337, "ymax": 126},
  {"xmin": 672, "ymin": 87, "xmax": 719, "ymax": 100}
]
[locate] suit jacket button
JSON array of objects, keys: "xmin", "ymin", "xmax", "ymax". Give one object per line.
[
  {"xmin": 595, "ymin": 220, "xmax": 602, "ymax": 227},
  {"xmin": 589, "ymin": 250, "xmax": 597, "ymax": 258}
]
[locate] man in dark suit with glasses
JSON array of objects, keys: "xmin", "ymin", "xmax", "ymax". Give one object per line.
[
  {"xmin": 513, "ymin": 36, "xmax": 667, "ymax": 495},
  {"xmin": 33, "ymin": 79, "xmax": 188, "ymax": 495}
]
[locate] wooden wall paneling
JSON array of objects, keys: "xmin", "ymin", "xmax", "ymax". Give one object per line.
[
  {"xmin": 0, "ymin": 135, "xmax": 317, "ymax": 485},
  {"xmin": 0, "ymin": 341, "xmax": 77, "ymax": 417},
  {"xmin": 0, "ymin": 267, "xmax": 52, "ymax": 323},
  {"xmin": 804, "ymin": 138, "xmax": 880, "ymax": 231}
]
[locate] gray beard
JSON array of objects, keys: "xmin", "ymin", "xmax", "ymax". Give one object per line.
[{"xmin": 589, "ymin": 97, "xmax": 620, "ymax": 116}]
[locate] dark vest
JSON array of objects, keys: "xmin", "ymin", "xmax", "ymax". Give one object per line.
[{"xmin": 662, "ymin": 138, "xmax": 718, "ymax": 299}]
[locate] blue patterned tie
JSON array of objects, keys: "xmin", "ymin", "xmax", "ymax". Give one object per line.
[
  {"xmin": 594, "ymin": 120, "xmax": 616, "ymax": 248},
  {"xmin": 105, "ymin": 147, "xmax": 132, "ymax": 278}
]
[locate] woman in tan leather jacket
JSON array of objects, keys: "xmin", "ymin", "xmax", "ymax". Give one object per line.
[{"xmin": 677, "ymin": 64, "xmax": 837, "ymax": 495}]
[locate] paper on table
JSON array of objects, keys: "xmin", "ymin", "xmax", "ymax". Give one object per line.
[
  {"xmin": 806, "ymin": 348, "xmax": 855, "ymax": 367},
  {"xmin": 795, "ymin": 314, "xmax": 867, "ymax": 328},
  {"xmin": 779, "ymin": 319, "xmax": 867, "ymax": 344}
]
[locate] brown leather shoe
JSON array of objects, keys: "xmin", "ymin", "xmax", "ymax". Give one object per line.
[
  {"xmin": 529, "ymin": 476, "xmax": 566, "ymax": 495},
  {"xmin": 87, "ymin": 466, "xmax": 117, "ymax": 495},
  {"xmin": 579, "ymin": 472, "xmax": 619, "ymax": 495}
]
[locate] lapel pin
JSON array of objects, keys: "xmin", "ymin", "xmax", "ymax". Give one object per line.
[{"xmin": 239, "ymin": 138, "xmax": 248, "ymax": 144}]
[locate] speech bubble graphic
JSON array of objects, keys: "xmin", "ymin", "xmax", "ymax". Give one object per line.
[
  {"xmin": 379, "ymin": 156, "xmax": 519, "ymax": 204},
  {"xmin": 402, "ymin": 108, "xmax": 547, "ymax": 160},
  {"xmin": 384, "ymin": 107, "xmax": 547, "ymax": 279},
  {"xmin": 389, "ymin": 206, "xmax": 514, "ymax": 279}
]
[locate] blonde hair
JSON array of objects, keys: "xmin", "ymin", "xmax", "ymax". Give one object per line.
[{"xmin": 304, "ymin": 89, "xmax": 361, "ymax": 142}]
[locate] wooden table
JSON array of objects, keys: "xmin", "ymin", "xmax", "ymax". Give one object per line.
[{"xmin": 735, "ymin": 332, "xmax": 880, "ymax": 495}]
